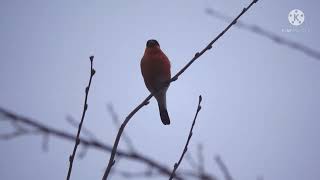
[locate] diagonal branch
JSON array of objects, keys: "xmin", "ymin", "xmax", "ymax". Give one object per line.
[
  {"xmin": 215, "ymin": 155, "xmax": 233, "ymax": 180},
  {"xmin": 0, "ymin": 107, "xmax": 190, "ymax": 180},
  {"xmin": 0, "ymin": 129, "xmax": 37, "ymax": 140},
  {"xmin": 66, "ymin": 115, "xmax": 98, "ymax": 141},
  {"xmin": 169, "ymin": 95, "xmax": 202, "ymax": 180},
  {"xmin": 102, "ymin": 0, "xmax": 259, "ymax": 179},
  {"xmin": 66, "ymin": 56, "xmax": 96, "ymax": 180},
  {"xmin": 107, "ymin": 104, "xmax": 136, "ymax": 152},
  {"xmin": 102, "ymin": 96, "xmax": 151, "ymax": 180},
  {"xmin": 205, "ymin": 8, "xmax": 320, "ymax": 61}
]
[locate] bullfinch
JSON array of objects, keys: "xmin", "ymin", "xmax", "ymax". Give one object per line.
[{"xmin": 141, "ymin": 39, "xmax": 171, "ymax": 125}]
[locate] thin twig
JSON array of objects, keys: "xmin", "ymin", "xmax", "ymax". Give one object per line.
[
  {"xmin": 0, "ymin": 129, "xmax": 33, "ymax": 140},
  {"xmin": 66, "ymin": 56, "xmax": 96, "ymax": 180},
  {"xmin": 112, "ymin": 168, "xmax": 157, "ymax": 179},
  {"xmin": 66, "ymin": 115, "xmax": 98, "ymax": 141},
  {"xmin": 169, "ymin": 95, "xmax": 202, "ymax": 180},
  {"xmin": 107, "ymin": 104, "xmax": 136, "ymax": 152},
  {"xmin": 102, "ymin": 95, "xmax": 151, "ymax": 180},
  {"xmin": 197, "ymin": 144, "xmax": 205, "ymax": 177},
  {"xmin": 179, "ymin": 170, "xmax": 216, "ymax": 180},
  {"xmin": 42, "ymin": 133, "xmax": 49, "ymax": 152},
  {"xmin": 185, "ymin": 153, "xmax": 198, "ymax": 170},
  {"xmin": 66, "ymin": 115, "xmax": 99, "ymax": 159},
  {"xmin": 102, "ymin": 1, "xmax": 259, "ymax": 179},
  {"xmin": 205, "ymin": 8, "xmax": 320, "ymax": 61},
  {"xmin": 215, "ymin": 156, "xmax": 233, "ymax": 180}
]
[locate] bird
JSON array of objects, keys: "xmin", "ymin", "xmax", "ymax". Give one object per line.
[{"xmin": 141, "ymin": 39, "xmax": 171, "ymax": 125}]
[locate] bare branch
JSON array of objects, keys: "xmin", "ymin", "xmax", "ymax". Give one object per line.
[
  {"xmin": 102, "ymin": 96, "xmax": 151, "ymax": 180},
  {"xmin": 0, "ymin": 122, "xmax": 40, "ymax": 140},
  {"xmin": 41, "ymin": 133, "xmax": 49, "ymax": 152},
  {"xmin": 107, "ymin": 104, "xmax": 136, "ymax": 152},
  {"xmin": 0, "ymin": 129, "xmax": 31, "ymax": 140},
  {"xmin": 0, "ymin": 107, "xmax": 193, "ymax": 180},
  {"xmin": 102, "ymin": 1, "xmax": 259, "ymax": 179},
  {"xmin": 66, "ymin": 55, "xmax": 96, "ymax": 180},
  {"xmin": 111, "ymin": 168, "xmax": 158, "ymax": 179},
  {"xmin": 185, "ymin": 153, "xmax": 198, "ymax": 170},
  {"xmin": 179, "ymin": 170, "xmax": 216, "ymax": 180},
  {"xmin": 205, "ymin": 8, "xmax": 320, "ymax": 61},
  {"xmin": 197, "ymin": 144, "xmax": 205, "ymax": 176},
  {"xmin": 169, "ymin": 95, "xmax": 203, "ymax": 180},
  {"xmin": 66, "ymin": 115, "xmax": 97, "ymax": 141},
  {"xmin": 77, "ymin": 145, "xmax": 89, "ymax": 159},
  {"xmin": 0, "ymin": 106, "xmax": 219, "ymax": 179},
  {"xmin": 215, "ymin": 155, "xmax": 233, "ymax": 180}
]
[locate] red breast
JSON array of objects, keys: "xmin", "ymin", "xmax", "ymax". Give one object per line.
[{"xmin": 141, "ymin": 46, "xmax": 171, "ymax": 92}]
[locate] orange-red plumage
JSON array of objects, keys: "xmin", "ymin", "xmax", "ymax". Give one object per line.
[{"xmin": 141, "ymin": 39, "xmax": 171, "ymax": 125}]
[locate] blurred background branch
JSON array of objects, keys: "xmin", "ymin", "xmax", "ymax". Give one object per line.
[
  {"xmin": 205, "ymin": 8, "xmax": 320, "ymax": 61},
  {"xmin": 215, "ymin": 156, "xmax": 233, "ymax": 180},
  {"xmin": 107, "ymin": 103, "xmax": 136, "ymax": 152},
  {"xmin": 0, "ymin": 107, "xmax": 218, "ymax": 180}
]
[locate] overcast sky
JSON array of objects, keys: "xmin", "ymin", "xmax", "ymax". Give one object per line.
[{"xmin": 1, "ymin": 0, "xmax": 320, "ymax": 180}]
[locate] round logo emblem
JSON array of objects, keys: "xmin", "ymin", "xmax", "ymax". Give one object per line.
[{"xmin": 288, "ymin": 9, "xmax": 304, "ymax": 26}]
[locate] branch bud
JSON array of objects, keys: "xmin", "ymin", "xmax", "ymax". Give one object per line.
[
  {"xmin": 89, "ymin": 56, "xmax": 94, "ymax": 62},
  {"xmin": 91, "ymin": 69, "xmax": 96, "ymax": 76},
  {"xmin": 174, "ymin": 163, "xmax": 178, "ymax": 168},
  {"xmin": 242, "ymin": 8, "xmax": 247, "ymax": 13},
  {"xmin": 232, "ymin": 20, "xmax": 237, "ymax": 25}
]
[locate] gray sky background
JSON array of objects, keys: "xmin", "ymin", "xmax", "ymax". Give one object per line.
[{"xmin": 1, "ymin": 0, "xmax": 319, "ymax": 180}]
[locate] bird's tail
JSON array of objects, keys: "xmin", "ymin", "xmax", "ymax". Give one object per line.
[
  {"xmin": 155, "ymin": 90, "xmax": 170, "ymax": 125},
  {"xmin": 159, "ymin": 107, "xmax": 170, "ymax": 125}
]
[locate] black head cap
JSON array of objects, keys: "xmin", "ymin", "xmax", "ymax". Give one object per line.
[{"xmin": 146, "ymin": 39, "xmax": 160, "ymax": 48}]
